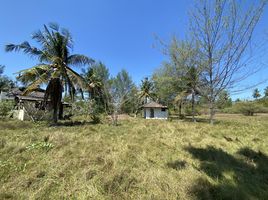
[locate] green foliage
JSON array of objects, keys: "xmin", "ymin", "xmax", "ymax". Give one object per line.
[
  {"xmin": 216, "ymin": 90, "xmax": 232, "ymax": 109},
  {"xmin": 26, "ymin": 141, "xmax": 54, "ymax": 152},
  {"xmin": 223, "ymin": 101, "xmax": 268, "ymax": 116},
  {"xmin": 71, "ymin": 100, "xmax": 91, "ymax": 116},
  {"xmin": 121, "ymin": 86, "xmax": 140, "ymax": 114},
  {"xmin": 0, "ymin": 100, "xmax": 14, "ymax": 117},
  {"xmin": 237, "ymin": 102, "xmax": 261, "ymax": 116},
  {"xmin": 88, "ymin": 100, "xmax": 101, "ymax": 124},
  {"xmin": 0, "ymin": 65, "xmax": 15, "ymax": 92},
  {"xmin": 253, "ymin": 88, "xmax": 261, "ymax": 99},
  {"xmin": 5, "ymin": 23, "xmax": 91, "ymax": 123},
  {"xmin": 109, "ymin": 69, "xmax": 135, "ymax": 112},
  {"xmin": 139, "ymin": 77, "xmax": 156, "ymax": 103},
  {"xmin": 82, "ymin": 62, "xmax": 110, "ymax": 113},
  {"xmin": 184, "ymin": 103, "xmax": 201, "ymax": 116},
  {"xmin": 264, "ymin": 86, "xmax": 268, "ymax": 98}
]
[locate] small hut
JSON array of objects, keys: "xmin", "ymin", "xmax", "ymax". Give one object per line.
[
  {"xmin": 142, "ymin": 101, "xmax": 168, "ymax": 119},
  {"xmin": 3, "ymin": 88, "xmax": 70, "ymax": 121}
]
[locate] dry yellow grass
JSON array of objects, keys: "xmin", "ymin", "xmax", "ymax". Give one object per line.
[{"xmin": 0, "ymin": 114, "xmax": 268, "ymax": 199}]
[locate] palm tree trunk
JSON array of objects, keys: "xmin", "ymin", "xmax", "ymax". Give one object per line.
[
  {"xmin": 58, "ymin": 102, "xmax": 63, "ymax": 120},
  {"xmin": 45, "ymin": 78, "xmax": 62, "ymax": 124},
  {"xmin": 53, "ymin": 105, "xmax": 59, "ymax": 124}
]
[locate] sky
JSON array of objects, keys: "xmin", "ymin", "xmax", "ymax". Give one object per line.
[{"xmin": 0, "ymin": 0, "xmax": 267, "ymax": 100}]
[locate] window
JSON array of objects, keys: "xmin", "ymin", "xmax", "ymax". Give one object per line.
[{"xmin": 161, "ymin": 108, "xmax": 166, "ymax": 112}]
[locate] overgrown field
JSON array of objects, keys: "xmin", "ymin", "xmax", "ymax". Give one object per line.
[{"xmin": 1, "ymin": 114, "xmax": 268, "ymax": 199}]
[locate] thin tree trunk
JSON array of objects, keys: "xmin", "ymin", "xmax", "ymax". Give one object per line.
[
  {"xmin": 112, "ymin": 110, "xmax": 118, "ymax": 126},
  {"xmin": 192, "ymin": 92, "xmax": 196, "ymax": 122},
  {"xmin": 209, "ymin": 100, "xmax": 215, "ymax": 125},
  {"xmin": 179, "ymin": 101, "xmax": 182, "ymax": 119}
]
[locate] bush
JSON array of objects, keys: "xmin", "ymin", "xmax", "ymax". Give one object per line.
[
  {"xmin": 184, "ymin": 104, "xmax": 201, "ymax": 116},
  {"xmin": 222, "ymin": 101, "xmax": 268, "ymax": 116},
  {"xmin": 0, "ymin": 100, "xmax": 14, "ymax": 117},
  {"xmin": 23, "ymin": 102, "xmax": 51, "ymax": 122},
  {"xmin": 238, "ymin": 102, "xmax": 260, "ymax": 116},
  {"xmin": 69, "ymin": 99, "xmax": 101, "ymax": 123},
  {"xmin": 89, "ymin": 100, "xmax": 101, "ymax": 123},
  {"xmin": 71, "ymin": 100, "xmax": 90, "ymax": 116}
]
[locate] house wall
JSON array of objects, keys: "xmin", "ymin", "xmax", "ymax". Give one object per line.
[
  {"xmin": 13, "ymin": 109, "xmax": 26, "ymax": 121},
  {"xmin": 144, "ymin": 108, "xmax": 168, "ymax": 119}
]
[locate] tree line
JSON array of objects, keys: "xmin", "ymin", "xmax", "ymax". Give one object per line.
[{"xmin": 1, "ymin": 0, "xmax": 267, "ymax": 124}]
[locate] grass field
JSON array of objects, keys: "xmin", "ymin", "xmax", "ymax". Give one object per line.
[{"xmin": 1, "ymin": 114, "xmax": 268, "ymax": 199}]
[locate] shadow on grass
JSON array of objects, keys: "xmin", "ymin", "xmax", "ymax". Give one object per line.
[
  {"xmin": 0, "ymin": 119, "xmax": 33, "ymax": 130},
  {"xmin": 180, "ymin": 116, "xmax": 220, "ymax": 124},
  {"xmin": 51, "ymin": 120, "xmax": 99, "ymax": 127},
  {"xmin": 186, "ymin": 146, "xmax": 268, "ymax": 200},
  {"xmin": 167, "ymin": 160, "xmax": 187, "ymax": 170}
]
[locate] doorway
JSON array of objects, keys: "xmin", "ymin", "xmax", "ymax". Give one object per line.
[{"xmin": 150, "ymin": 108, "xmax": 154, "ymax": 118}]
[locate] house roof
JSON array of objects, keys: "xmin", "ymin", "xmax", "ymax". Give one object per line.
[{"xmin": 142, "ymin": 101, "xmax": 167, "ymax": 108}]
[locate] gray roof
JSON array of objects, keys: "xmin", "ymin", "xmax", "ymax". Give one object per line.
[
  {"xmin": 7, "ymin": 89, "xmax": 45, "ymax": 101},
  {"xmin": 142, "ymin": 101, "xmax": 167, "ymax": 108}
]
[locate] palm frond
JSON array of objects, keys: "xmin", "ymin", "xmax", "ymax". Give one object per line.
[
  {"xmin": 65, "ymin": 65, "xmax": 86, "ymax": 89},
  {"xmin": 22, "ymin": 72, "xmax": 50, "ymax": 95},
  {"xmin": 32, "ymin": 30, "xmax": 49, "ymax": 47},
  {"xmin": 67, "ymin": 54, "xmax": 94, "ymax": 66},
  {"xmin": 5, "ymin": 42, "xmax": 43, "ymax": 58},
  {"xmin": 48, "ymin": 22, "xmax": 59, "ymax": 31},
  {"xmin": 61, "ymin": 28, "xmax": 73, "ymax": 49},
  {"xmin": 15, "ymin": 64, "xmax": 50, "ymax": 75}
]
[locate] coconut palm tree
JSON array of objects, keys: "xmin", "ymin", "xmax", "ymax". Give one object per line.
[
  {"xmin": 139, "ymin": 77, "xmax": 155, "ymax": 104},
  {"xmin": 5, "ymin": 23, "xmax": 93, "ymax": 123}
]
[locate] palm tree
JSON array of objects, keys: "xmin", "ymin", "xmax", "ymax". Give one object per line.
[
  {"xmin": 83, "ymin": 67, "xmax": 102, "ymax": 99},
  {"xmin": 253, "ymin": 88, "xmax": 261, "ymax": 100},
  {"xmin": 5, "ymin": 23, "xmax": 93, "ymax": 123},
  {"xmin": 139, "ymin": 77, "xmax": 155, "ymax": 104}
]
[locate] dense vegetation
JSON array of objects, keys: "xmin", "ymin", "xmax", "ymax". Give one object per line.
[{"xmin": 1, "ymin": 114, "xmax": 268, "ymax": 199}]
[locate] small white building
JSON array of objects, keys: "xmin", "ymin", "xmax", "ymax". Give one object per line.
[{"xmin": 142, "ymin": 101, "xmax": 168, "ymax": 119}]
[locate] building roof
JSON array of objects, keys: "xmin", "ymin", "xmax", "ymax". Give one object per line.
[{"xmin": 142, "ymin": 101, "xmax": 167, "ymax": 108}]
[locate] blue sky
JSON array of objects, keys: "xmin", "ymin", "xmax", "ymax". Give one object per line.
[{"xmin": 0, "ymin": 0, "xmax": 267, "ymax": 100}]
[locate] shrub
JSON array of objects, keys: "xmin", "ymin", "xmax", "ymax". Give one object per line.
[
  {"xmin": 89, "ymin": 100, "xmax": 101, "ymax": 123},
  {"xmin": 71, "ymin": 100, "xmax": 90, "ymax": 116},
  {"xmin": 222, "ymin": 101, "xmax": 268, "ymax": 115},
  {"xmin": 184, "ymin": 104, "xmax": 201, "ymax": 116},
  {"xmin": 0, "ymin": 100, "xmax": 14, "ymax": 117},
  {"xmin": 23, "ymin": 102, "xmax": 51, "ymax": 121},
  {"xmin": 236, "ymin": 102, "xmax": 262, "ymax": 116}
]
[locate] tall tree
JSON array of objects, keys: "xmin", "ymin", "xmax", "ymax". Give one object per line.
[
  {"xmin": 107, "ymin": 69, "xmax": 134, "ymax": 125},
  {"xmin": 0, "ymin": 65, "xmax": 15, "ymax": 93},
  {"xmin": 253, "ymin": 88, "xmax": 261, "ymax": 100},
  {"xmin": 82, "ymin": 62, "xmax": 110, "ymax": 112},
  {"xmin": 139, "ymin": 77, "xmax": 156, "ymax": 104},
  {"xmin": 190, "ymin": 0, "xmax": 266, "ymax": 124},
  {"xmin": 5, "ymin": 23, "xmax": 93, "ymax": 123},
  {"xmin": 154, "ymin": 38, "xmax": 201, "ymax": 118}
]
